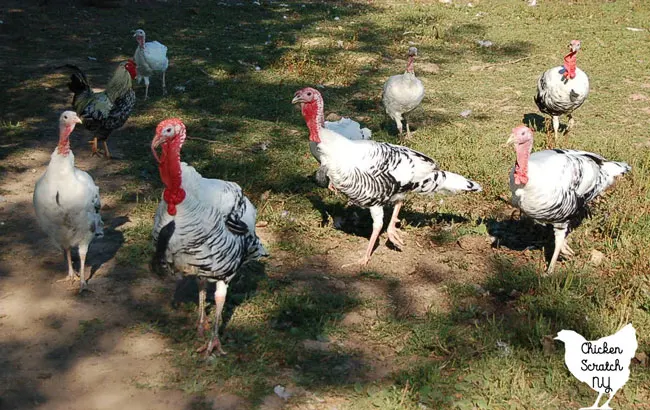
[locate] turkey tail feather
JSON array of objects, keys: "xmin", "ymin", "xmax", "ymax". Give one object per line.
[
  {"xmin": 151, "ymin": 220, "xmax": 175, "ymax": 277},
  {"xmin": 415, "ymin": 171, "xmax": 482, "ymax": 195},
  {"xmin": 602, "ymin": 161, "xmax": 631, "ymax": 179}
]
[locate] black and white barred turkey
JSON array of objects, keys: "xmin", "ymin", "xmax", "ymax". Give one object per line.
[
  {"xmin": 292, "ymin": 87, "xmax": 481, "ymax": 266},
  {"xmin": 507, "ymin": 125, "xmax": 630, "ymax": 274},
  {"xmin": 150, "ymin": 118, "xmax": 267, "ymax": 356},
  {"xmin": 534, "ymin": 40, "xmax": 589, "ymax": 147}
]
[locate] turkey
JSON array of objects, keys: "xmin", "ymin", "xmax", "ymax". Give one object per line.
[
  {"xmin": 150, "ymin": 118, "xmax": 267, "ymax": 356},
  {"xmin": 133, "ymin": 29, "xmax": 169, "ymax": 99},
  {"xmin": 311, "ymin": 116, "xmax": 372, "ymax": 188},
  {"xmin": 534, "ymin": 40, "xmax": 589, "ymax": 147},
  {"xmin": 33, "ymin": 111, "xmax": 104, "ymax": 293},
  {"xmin": 382, "ymin": 46, "xmax": 425, "ymax": 140},
  {"xmin": 293, "ymin": 87, "xmax": 481, "ymax": 266},
  {"xmin": 507, "ymin": 125, "xmax": 630, "ymax": 274}
]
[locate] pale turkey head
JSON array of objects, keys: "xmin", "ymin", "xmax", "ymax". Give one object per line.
[
  {"xmin": 568, "ymin": 40, "xmax": 581, "ymax": 53},
  {"xmin": 292, "ymin": 87, "xmax": 325, "ymax": 143},
  {"xmin": 408, "ymin": 47, "xmax": 418, "ymax": 57},
  {"xmin": 59, "ymin": 111, "xmax": 82, "ymax": 127},
  {"xmin": 134, "ymin": 29, "xmax": 146, "ymax": 48},
  {"xmin": 152, "ymin": 118, "xmax": 187, "ymax": 163},
  {"xmin": 506, "ymin": 125, "xmax": 534, "ymax": 146},
  {"xmin": 507, "ymin": 125, "xmax": 534, "ymax": 185}
]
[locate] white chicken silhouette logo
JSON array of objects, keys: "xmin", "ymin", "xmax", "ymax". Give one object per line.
[{"xmin": 555, "ymin": 323, "xmax": 637, "ymax": 409}]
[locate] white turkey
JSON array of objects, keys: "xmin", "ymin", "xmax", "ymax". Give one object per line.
[
  {"xmin": 507, "ymin": 125, "xmax": 630, "ymax": 274},
  {"xmin": 33, "ymin": 111, "xmax": 104, "ymax": 293},
  {"xmin": 150, "ymin": 118, "xmax": 267, "ymax": 357},
  {"xmin": 293, "ymin": 87, "xmax": 481, "ymax": 266},
  {"xmin": 133, "ymin": 29, "xmax": 169, "ymax": 99},
  {"xmin": 382, "ymin": 46, "xmax": 425, "ymax": 140},
  {"xmin": 534, "ymin": 40, "xmax": 589, "ymax": 147},
  {"xmin": 311, "ymin": 115, "xmax": 372, "ymax": 188}
]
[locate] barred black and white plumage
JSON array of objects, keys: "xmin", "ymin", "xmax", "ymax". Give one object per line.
[
  {"xmin": 534, "ymin": 40, "xmax": 589, "ymax": 146},
  {"xmin": 151, "ymin": 163, "xmax": 267, "ymax": 280},
  {"xmin": 507, "ymin": 125, "xmax": 629, "ymax": 274},
  {"xmin": 151, "ymin": 118, "xmax": 267, "ymax": 357},
  {"xmin": 293, "ymin": 87, "xmax": 481, "ymax": 266}
]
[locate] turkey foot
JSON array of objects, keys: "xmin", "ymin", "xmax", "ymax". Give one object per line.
[
  {"xmin": 103, "ymin": 141, "xmax": 112, "ymax": 159},
  {"xmin": 341, "ymin": 255, "xmax": 370, "ymax": 269},
  {"xmin": 327, "ymin": 182, "xmax": 339, "ymax": 194},
  {"xmin": 78, "ymin": 280, "xmax": 94, "ymax": 294},
  {"xmin": 387, "ymin": 226, "xmax": 405, "ymax": 249},
  {"xmin": 197, "ymin": 336, "xmax": 227, "ymax": 357},
  {"xmin": 560, "ymin": 242, "xmax": 575, "ymax": 257}
]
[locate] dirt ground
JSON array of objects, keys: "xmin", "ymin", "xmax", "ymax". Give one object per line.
[{"xmin": 0, "ymin": 145, "xmax": 502, "ymax": 409}]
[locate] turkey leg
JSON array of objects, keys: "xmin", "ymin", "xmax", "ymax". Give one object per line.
[
  {"xmin": 144, "ymin": 76, "xmax": 150, "ymax": 100},
  {"xmin": 56, "ymin": 249, "xmax": 77, "ymax": 284},
  {"xmin": 546, "ymin": 226, "xmax": 568, "ymax": 275},
  {"xmin": 342, "ymin": 206, "xmax": 384, "ymax": 268},
  {"xmin": 199, "ymin": 280, "xmax": 228, "ymax": 357},
  {"xmin": 78, "ymin": 244, "xmax": 92, "ymax": 293},
  {"xmin": 197, "ymin": 278, "xmax": 209, "ymax": 337},
  {"xmin": 162, "ymin": 72, "xmax": 167, "ymax": 96},
  {"xmin": 386, "ymin": 201, "xmax": 405, "ymax": 248},
  {"xmin": 552, "ymin": 115, "xmax": 560, "ymax": 146}
]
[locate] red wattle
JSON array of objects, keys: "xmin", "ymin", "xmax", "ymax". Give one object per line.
[
  {"xmin": 57, "ymin": 125, "xmax": 74, "ymax": 156},
  {"xmin": 302, "ymin": 101, "xmax": 322, "ymax": 143},
  {"xmin": 514, "ymin": 162, "xmax": 529, "ymax": 185},
  {"xmin": 563, "ymin": 52, "xmax": 577, "ymax": 79},
  {"xmin": 158, "ymin": 143, "xmax": 186, "ymax": 216}
]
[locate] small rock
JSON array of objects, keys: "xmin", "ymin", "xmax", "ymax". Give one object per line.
[
  {"xmin": 274, "ymin": 385, "xmax": 292, "ymax": 401},
  {"xmin": 626, "ymin": 27, "xmax": 645, "ymax": 32},
  {"xmin": 589, "ymin": 249, "xmax": 605, "ymax": 266},
  {"xmin": 477, "ymin": 40, "xmax": 493, "ymax": 47},
  {"xmin": 87, "ymin": 56, "xmax": 97, "ymax": 61},
  {"xmin": 174, "ymin": 85, "xmax": 186, "ymax": 92},
  {"xmin": 341, "ymin": 311, "xmax": 364, "ymax": 326},
  {"xmin": 337, "ymin": 40, "xmax": 344, "ymax": 48},
  {"xmin": 255, "ymin": 66, "xmax": 261, "ymax": 71},
  {"xmin": 302, "ymin": 339, "xmax": 330, "ymax": 351},
  {"xmin": 460, "ymin": 109, "xmax": 472, "ymax": 118},
  {"xmin": 326, "ymin": 113, "xmax": 342, "ymax": 122},
  {"xmin": 334, "ymin": 16, "xmax": 340, "ymax": 20},
  {"xmin": 332, "ymin": 279, "xmax": 346, "ymax": 290},
  {"xmin": 528, "ymin": 0, "xmax": 537, "ymax": 6}
]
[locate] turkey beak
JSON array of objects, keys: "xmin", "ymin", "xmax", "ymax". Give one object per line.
[
  {"xmin": 504, "ymin": 134, "xmax": 515, "ymax": 147},
  {"xmin": 291, "ymin": 94, "xmax": 303, "ymax": 105},
  {"xmin": 74, "ymin": 116, "xmax": 83, "ymax": 124},
  {"xmin": 151, "ymin": 135, "xmax": 162, "ymax": 163}
]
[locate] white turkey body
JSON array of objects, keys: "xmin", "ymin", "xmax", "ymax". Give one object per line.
[
  {"xmin": 152, "ymin": 162, "xmax": 267, "ymax": 278},
  {"xmin": 311, "ymin": 117, "xmax": 372, "ymax": 187},
  {"xmin": 33, "ymin": 111, "xmax": 103, "ymax": 292},
  {"xmin": 133, "ymin": 29, "xmax": 169, "ymax": 99},
  {"xmin": 510, "ymin": 149, "xmax": 628, "ymax": 225},
  {"xmin": 535, "ymin": 66, "xmax": 589, "ymax": 117},
  {"xmin": 507, "ymin": 125, "xmax": 629, "ymax": 273},
  {"xmin": 382, "ymin": 47, "xmax": 425, "ymax": 139}
]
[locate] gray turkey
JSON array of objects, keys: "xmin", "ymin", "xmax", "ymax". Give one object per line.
[
  {"xmin": 150, "ymin": 118, "xmax": 267, "ymax": 356},
  {"xmin": 382, "ymin": 47, "xmax": 425, "ymax": 140}
]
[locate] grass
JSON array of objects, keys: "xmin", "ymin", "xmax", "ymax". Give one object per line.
[{"xmin": 1, "ymin": 0, "xmax": 649, "ymax": 408}]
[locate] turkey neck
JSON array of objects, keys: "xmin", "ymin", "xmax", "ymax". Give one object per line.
[
  {"xmin": 137, "ymin": 36, "xmax": 145, "ymax": 49},
  {"xmin": 56, "ymin": 124, "xmax": 75, "ymax": 156},
  {"xmin": 406, "ymin": 55, "xmax": 415, "ymax": 74},
  {"xmin": 301, "ymin": 98, "xmax": 324, "ymax": 144},
  {"xmin": 513, "ymin": 140, "xmax": 533, "ymax": 185},
  {"xmin": 563, "ymin": 51, "xmax": 577, "ymax": 79},
  {"xmin": 158, "ymin": 136, "xmax": 186, "ymax": 216}
]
